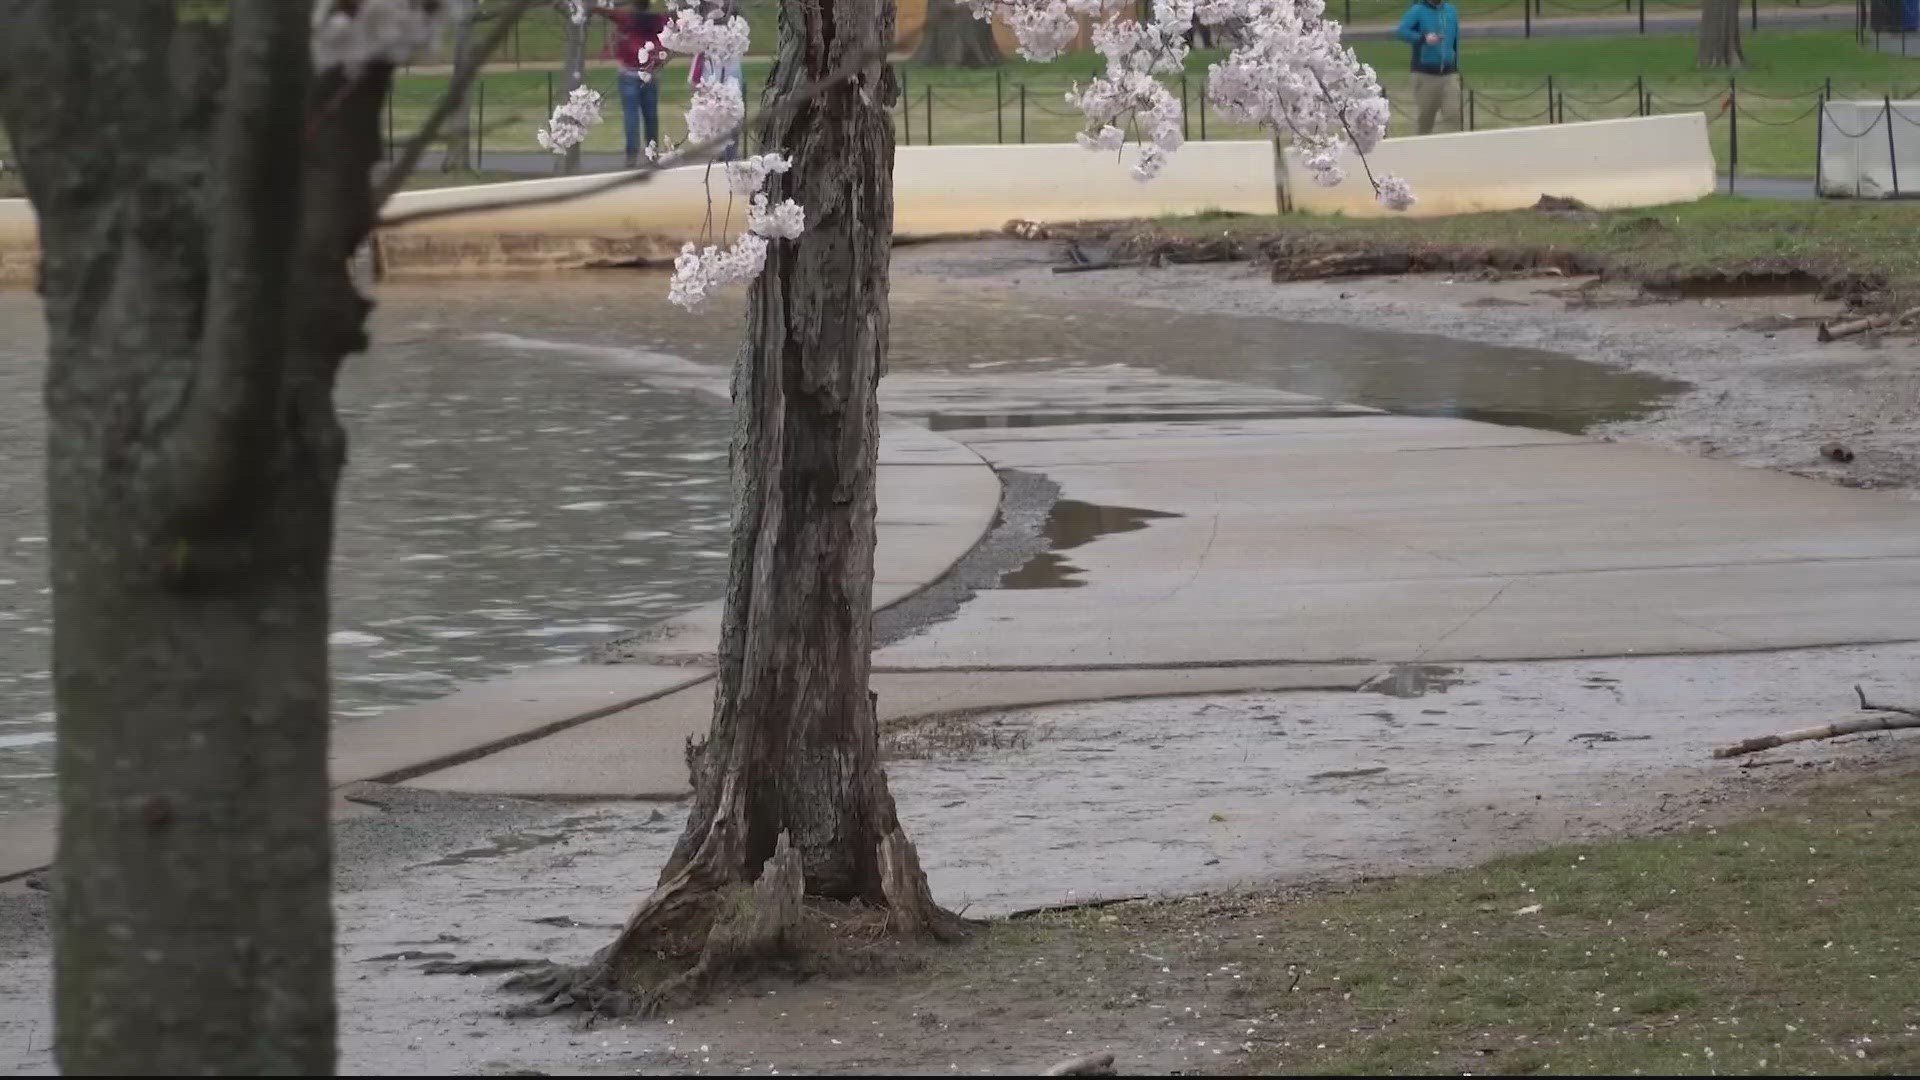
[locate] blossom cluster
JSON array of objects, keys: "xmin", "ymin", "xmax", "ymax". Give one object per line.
[
  {"xmin": 536, "ymin": 86, "xmax": 605, "ymax": 154},
  {"xmin": 975, "ymin": 0, "xmax": 1414, "ymax": 208},
  {"xmin": 311, "ymin": 0, "xmax": 464, "ymax": 74}
]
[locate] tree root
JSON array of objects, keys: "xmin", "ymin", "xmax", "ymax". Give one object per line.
[{"xmin": 495, "ymin": 776, "xmax": 970, "ymax": 1021}]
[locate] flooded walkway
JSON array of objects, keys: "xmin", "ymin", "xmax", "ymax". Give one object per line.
[{"xmin": 0, "ymin": 274, "xmax": 1648, "ymax": 820}]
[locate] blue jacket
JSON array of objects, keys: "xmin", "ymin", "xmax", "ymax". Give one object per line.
[{"xmin": 1396, "ymin": 1, "xmax": 1460, "ymax": 75}]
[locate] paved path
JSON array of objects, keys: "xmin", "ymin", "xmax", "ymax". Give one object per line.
[{"xmin": 402, "ymin": 385, "xmax": 1920, "ymax": 801}]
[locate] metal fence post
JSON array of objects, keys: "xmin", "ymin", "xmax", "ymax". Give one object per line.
[
  {"xmin": 1638, "ymin": 0, "xmax": 1646, "ymax": 33},
  {"xmin": 476, "ymin": 77, "xmax": 485, "ymax": 171},
  {"xmin": 1199, "ymin": 71, "xmax": 1208, "ymax": 139},
  {"xmin": 926, "ymin": 86, "xmax": 934, "ymax": 146},
  {"xmin": 902, "ymin": 69, "xmax": 912, "ymax": 145},
  {"xmin": 545, "ymin": 70, "xmax": 554, "ymax": 118},
  {"xmin": 1750, "ymin": 0, "xmax": 1759, "ymax": 30},
  {"xmin": 1180, "ymin": 72, "xmax": 1191, "ymax": 140},
  {"xmin": 996, "ymin": 69, "xmax": 1005, "ymax": 143},
  {"xmin": 1547, "ymin": 75, "xmax": 1556, "ymax": 122},
  {"xmin": 1889, "ymin": 96, "xmax": 1902, "ymax": 196},
  {"xmin": 1468, "ymin": 86, "xmax": 1476, "ymax": 130},
  {"xmin": 1525, "ymin": 0, "xmax": 1532, "ymax": 37},
  {"xmin": 1729, "ymin": 78, "xmax": 1739, "ymax": 193},
  {"xmin": 1637, "ymin": 74, "xmax": 1646, "ymax": 116},
  {"xmin": 1019, "ymin": 83, "xmax": 1027, "ymax": 143}
]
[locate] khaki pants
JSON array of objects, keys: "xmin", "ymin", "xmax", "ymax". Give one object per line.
[{"xmin": 1412, "ymin": 72, "xmax": 1463, "ymax": 136}]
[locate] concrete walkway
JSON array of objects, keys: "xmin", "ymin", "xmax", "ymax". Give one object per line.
[{"xmin": 401, "ymin": 396, "xmax": 1920, "ymax": 802}]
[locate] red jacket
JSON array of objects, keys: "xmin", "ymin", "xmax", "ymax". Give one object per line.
[{"xmin": 608, "ymin": 11, "xmax": 667, "ymax": 74}]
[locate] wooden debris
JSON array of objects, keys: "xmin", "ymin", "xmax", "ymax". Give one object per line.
[
  {"xmin": 1712, "ymin": 685, "xmax": 1920, "ymax": 758},
  {"xmin": 1818, "ymin": 305, "xmax": 1920, "ymax": 343},
  {"xmin": 1043, "ymin": 1051, "xmax": 1118, "ymax": 1076}
]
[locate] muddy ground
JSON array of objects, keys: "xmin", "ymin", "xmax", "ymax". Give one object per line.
[{"xmin": 7, "ymin": 242, "xmax": 1920, "ymax": 1075}]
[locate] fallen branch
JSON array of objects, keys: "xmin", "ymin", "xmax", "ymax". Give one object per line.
[
  {"xmin": 1043, "ymin": 1051, "xmax": 1117, "ymax": 1076},
  {"xmin": 1711, "ymin": 684, "xmax": 1920, "ymax": 758},
  {"xmin": 1818, "ymin": 305, "xmax": 1920, "ymax": 343}
]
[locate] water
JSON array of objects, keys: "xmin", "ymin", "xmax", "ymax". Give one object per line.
[{"xmin": 0, "ymin": 271, "xmax": 1681, "ymax": 816}]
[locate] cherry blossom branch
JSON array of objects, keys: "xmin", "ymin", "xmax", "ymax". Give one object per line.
[
  {"xmin": 375, "ymin": 0, "xmax": 546, "ymax": 205},
  {"xmin": 376, "ymin": 46, "xmax": 884, "ymax": 231}
]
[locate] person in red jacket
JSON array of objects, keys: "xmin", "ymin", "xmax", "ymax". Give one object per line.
[{"xmin": 594, "ymin": 1, "xmax": 670, "ymax": 167}]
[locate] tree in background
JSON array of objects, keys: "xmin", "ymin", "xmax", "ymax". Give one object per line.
[
  {"xmin": 914, "ymin": 0, "xmax": 1004, "ymax": 67},
  {"xmin": 0, "ymin": 0, "xmax": 526, "ymax": 1070},
  {"xmin": 1698, "ymin": 0, "xmax": 1744, "ymax": 69}
]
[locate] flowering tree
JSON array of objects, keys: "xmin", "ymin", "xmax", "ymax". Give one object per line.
[
  {"xmin": 0, "ymin": 0, "xmax": 532, "ymax": 1070},
  {"xmin": 506, "ymin": 0, "xmax": 1408, "ymax": 1019}
]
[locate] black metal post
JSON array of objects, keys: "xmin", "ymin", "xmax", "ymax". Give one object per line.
[
  {"xmin": 1750, "ymin": 0, "xmax": 1759, "ymax": 30},
  {"xmin": 1637, "ymin": 74, "xmax": 1646, "ymax": 117},
  {"xmin": 1815, "ymin": 97, "xmax": 1826, "ymax": 196},
  {"xmin": 1180, "ymin": 73, "xmax": 1191, "ymax": 140},
  {"xmin": 1525, "ymin": 0, "xmax": 1532, "ymax": 37},
  {"xmin": 1019, "ymin": 83, "xmax": 1027, "ymax": 143},
  {"xmin": 545, "ymin": 70, "xmax": 553, "ymax": 118},
  {"xmin": 476, "ymin": 77, "xmax": 485, "ymax": 171},
  {"xmin": 926, "ymin": 86, "xmax": 934, "ymax": 146},
  {"xmin": 1889, "ymin": 96, "xmax": 1902, "ymax": 196},
  {"xmin": 1638, "ymin": 0, "xmax": 1645, "ymax": 33},
  {"xmin": 902, "ymin": 69, "xmax": 912, "ymax": 145},
  {"xmin": 1199, "ymin": 72, "xmax": 1208, "ymax": 139},
  {"xmin": 1468, "ymin": 86, "xmax": 1476, "ymax": 130},
  {"xmin": 996, "ymin": 69, "xmax": 1005, "ymax": 143},
  {"xmin": 1345, "ymin": 0, "xmax": 1351, "ymax": 22},
  {"xmin": 1547, "ymin": 75, "xmax": 1556, "ymax": 122},
  {"xmin": 1729, "ymin": 78, "xmax": 1739, "ymax": 193}
]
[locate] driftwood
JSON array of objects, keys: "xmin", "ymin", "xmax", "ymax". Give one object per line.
[
  {"xmin": 1712, "ymin": 685, "xmax": 1920, "ymax": 758},
  {"xmin": 1043, "ymin": 1051, "xmax": 1117, "ymax": 1076},
  {"xmin": 1818, "ymin": 305, "xmax": 1920, "ymax": 343}
]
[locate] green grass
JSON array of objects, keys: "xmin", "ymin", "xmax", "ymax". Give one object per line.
[
  {"xmin": 971, "ymin": 760, "xmax": 1920, "ymax": 1074},
  {"xmin": 1155, "ymin": 196, "xmax": 1920, "ymax": 302}
]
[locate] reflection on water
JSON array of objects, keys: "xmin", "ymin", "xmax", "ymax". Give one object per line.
[
  {"xmin": 0, "ymin": 270, "xmax": 1679, "ymax": 816},
  {"xmin": 1001, "ymin": 500, "xmax": 1182, "ymax": 589}
]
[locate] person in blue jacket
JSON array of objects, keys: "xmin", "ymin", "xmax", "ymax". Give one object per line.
[{"xmin": 1396, "ymin": 0, "xmax": 1461, "ymax": 135}]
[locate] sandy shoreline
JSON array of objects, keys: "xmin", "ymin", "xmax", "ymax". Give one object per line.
[{"xmin": 7, "ymin": 241, "xmax": 1920, "ymax": 1074}]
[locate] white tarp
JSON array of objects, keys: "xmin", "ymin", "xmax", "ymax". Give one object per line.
[{"xmin": 1819, "ymin": 100, "xmax": 1920, "ymax": 199}]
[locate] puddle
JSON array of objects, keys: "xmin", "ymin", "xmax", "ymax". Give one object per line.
[
  {"xmin": 417, "ymin": 830, "xmax": 571, "ymax": 868},
  {"xmin": 1361, "ymin": 664, "xmax": 1465, "ymax": 699},
  {"xmin": 924, "ymin": 408, "xmax": 1363, "ymax": 431},
  {"xmin": 999, "ymin": 499, "xmax": 1181, "ymax": 589}
]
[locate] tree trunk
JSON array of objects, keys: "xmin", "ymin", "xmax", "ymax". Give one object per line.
[
  {"xmin": 443, "ymin": 9, "xmax": 480, "ymax": 172},
  {"xmin": 1697, "ymin": 0, "xmax": 1745, "ymax": 69},
  {"xmin": 579, "ymin": 0, "xmax": 957, "ymax": 1009},
  {"xmin": 561, "ymin": 10, "xmax": 588, "ymax": 174},
  {"xmin": 2, "ymin": 2, "xmax": 391, "ymax": 1072},
  {"xmin": 912, "ymin": 0, "xmax": 1001, "ymax": 68}
]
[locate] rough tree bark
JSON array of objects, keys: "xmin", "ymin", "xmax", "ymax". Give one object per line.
[
  {"xmin": 560, "ymin": 4, "xmax": 589, "ymax": 174},
  {"xmin": 1697, "ymin": 0, "xmax": 1745, "ymax": 69},
  {"xmin": 0, "ymin": 0, "xmax": 393, "ymax": 1071},
  {"xmin": 519, "ymin": 0, "xmax": 960, "ymax": 1016},
  {"xmin": 912, "ymin": 0, "xmax": 1001, "ymax": 68}
]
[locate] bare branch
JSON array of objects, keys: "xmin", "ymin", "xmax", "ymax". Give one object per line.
[
  {"xmin": 377, "ymin": 47, "xmax": 886, "ymax": 230},
  {"xmin": 375, "ymin": 0, "xmax": 545, "ymax": 205}
]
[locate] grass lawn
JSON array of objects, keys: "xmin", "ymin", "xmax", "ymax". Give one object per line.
[
  {"xmin": 928, "ymin": 756, "xmax": 1920, "ymax": 1074},
  {"xmin": 382, "ymin": 30, "xmax": 1907, "ymax": 179},
  {"xmin": 1148, "ymin": 196, "xmax": 1920, "ymax": 303}
]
